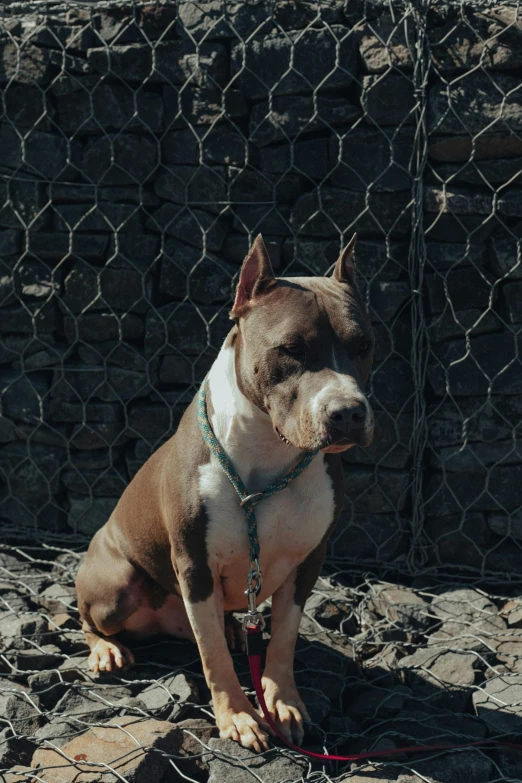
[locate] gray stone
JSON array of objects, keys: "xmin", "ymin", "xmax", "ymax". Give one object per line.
[
  {"xmin": 0, "ymin": 180, "xmax": 49, "ymax": 231},
  {"xmin": 177, "ymin": 718, "xmax": 218, "ymax": 777},
  {"xmin": 70, "ymin": 422, "xmax": 129, "ymax": 450},
  {"xmin": 291, "ymin": 189, "xmax": 411, "ymax": 238},
  {"xmin": 399, "ymin": 648, "xmax": 477, "ymax": 710},
  {"xmin": 160, "ymin": 240, "xmax": 235, "ymax": 304},
  {"xmin": 250, "ymin": 94, "xmax": 360, "ymax": 147},
  {"xmin": 273, "ymin": 0, "xmax": 345, "ymax": 28},
  {"xmin": 367, "ymin": 586, "xmax": 430, "ymax": 630},
  {"xmin": 14, "ymin": 645, "xmax": 63, "ymax": 671},
  {"xmin": 56, "ymin": 83, "xmax": 163, "ymax": 133},
  {"xmin": 490, "ymin": 232, "xmax": 522, "ymax": 280},
  {"xmin": 139, "ymin": 673, "xmax": 198, "ymax": 720},
  {"xmin": 126, "ymin": 403, "xmax": 182, "ymax": 441},
  {"xmin": 0, "ymin": 301, "xmax": 57, "ymax": 334},
  {"xmin": 0, "ymin": 689, "xmax": 41, "ymax": 736},
  {"xmin": 62, "ymin": 260, "xmax": 149, "ymax": 314},
  {"xmin": 163, "ymin": 85, "xmax": 248, "ymax": 127},
  {"xmin": 427, "ymin": 309, "xmax": 501, "ymax": 342},
  {"xmin": 329, "ymin": 128, "xmax": 414, "ymax": 192},
  {"xmin": 88, "ymin": 40, "xmax": 228, "ymax": 87},
  {"xmin": 231, "ymin": 27, "xmax": 356, "ymax": 101},
  {"xmin": 360, "ymin": 72, "xmax": 416, "ymax": 126},
  {"xmin": 473, "ymin": 673, "xmax": 522, "ymax": 733},
  {"xmin": 159, "ymin": 353, "xmax": 214, "ymax": 385},
  {"xmin": 162, "ymin": 125, "xmax": 248, "ymax": 167},
  {"xmin": 398, "ymin": 750, "xmax": 492, "ymax": 783},
  {"xmin": 429, "ymin": 72, "xmax": 522, "ymax": 135},
  {"xmin": 489, "ymin": 512, "xmax": 522, "ymax": 541},
  {"xmin": 68, "ymin": 496, "xmax": 118, "ymax": 536},
  {"xmin": 77, "ymin": 343, "xmax": 150, "ymax": 373},
  {"xmin": 371, "ymin": 359, "xmax": 415, "ymax": 412},
  {"xmin": 0, "ymin": 123, "xmax": 82, "ymax": 181},
  {"xmin": 108, "ymin": 233, "xmax": 161, "ymax": 273},
  {"xmin": 177, "ymin": 1, "xmax": 270, "ymax": 40},
  {"xmin": 52, "ymin": 364, "xmax": 152, "ymax": 403},
  {"xmin": 425, "ymin": 465, "xmax": 522, "ymax": 515},
  {"xmin": 426, "ymin": 267, "xmax": 496, "ymax": 314},
  {"xmin": 28, "ymin": 671, "xmax": 67, "ymax": 710},
  {"xmin": 429, "ymin": 588, "xmax": 506, "ymax": 649},
  {"xmin": 432, "ymin": 440, "xmax": 522, "ymax": 473},
  {"xmin": 430, "ymin": 157, "xmax": 522, "ymax": 188},
  {"xmin": 0, "ymin": 612, "xmax": 47, "ymax": 649},
  {"xmin": 342, "ymin": 466, "xmax": 410, "ymax": 514},
  {"xmin": 39, "ymin": 583, "xmax": 76, "ymax": 614},
  {"xmin": 147, "ymin": 205, "xmax": 229, "ymax": 252},
  {"xmin": 0, "ymin": 230, "xmax": 21, "ymax": 256},
  {"xmin": 369, "ymin": 281, "xmax": 410, "ymax": 322},
  {"xmin": 33, "ymin": 718, "xmax": 87, "ymax": 748},
  {"xmin": 62, "ymin": 467, "xmax": 127, "ymax": 497},
  {"xmin": 207, "ymin": 737, "xmax": 307, "ymax": 782},
  {"xmin": 224, "ymin": 233, "xmax": 282, "ymax": 267},
  {"xmin": 0, "ymin": 727, "xmax": 35, "ymax": 769},
  {"xmin": 428, "ymin": 132, "xmax": 522, "ymax": 163},
  {"xmin": 260, "ymin": 138, "xmax": 329, "ymax": 180},
  {"xmin": 2, "ymin": 83, "xmax": 54, "ymax": 131},
  {"xmin": 53, "ymin": 202, "xmax": 145, "ymax": 234},
  {"xmin": 228, "ymin": 167, "xmax": 304, "ymax": 205},
  {"xmin": 285, "ymin": 237, "xmax": 405, "ymax": 279},
  {"xmin": 427, "ymin": 395, "xmax": 522, "ymax": 447},
  {"xmin": 0, "ymin": 41, "xmax": 53, "ymax": 84},
  {"xmin": 332, "ymin": 512, "xmax": 409, "ymax": 563},
  {"xmin": 63, "ymin": 313, "xmax": 144, "ymax": 342},
  {"xmin": 27, "ymin": 232, "xmax": 109, "ymax": 261},
  {"xmin": 344, "ymin": 409, "xmax": 413, "ymax": 470},
  {"xmin": 146, "ymin": 303, "xmax": 230, "ymax": 356},
  {"xmin": 155, "ymin": 166, "xmax": 227, "ymax": 213},
  {"xmin": 502, "ymin": 281, "xmax": 522, "ymax": 323},
  {"xmin": 81, "ymin": 134, "xmax": 158, "ymax": 185},
  {"xmin": 428, "ymin": 334, "xmax": 522, "ymax": 397},
  {"xmin": 358, "ymin": 15, "xmax": 414, "ymax": 73},
  {"xmin": 424, "ymin": 185, "xmax": 493, "ymax": 216},
  {"xmin": 70, "ymin": 449, "xmax": 123, "ymax": 472},
  {"xmin": 14, "ymin": 260, "xmax": 61, "ymax": 299},
  {"xmin": 232, "ymin": 204, "xmax": 291, "ymax": 236},
  {"xmin": 428, "ymin": 512, "xmax": 493, "ymax": 569},
  {"xmin": 346, "ymin": 685, "xmax": 412, "ymax": 722},
  {"xmin": 0, "ymin": 372, "xmax": 49, "ymax": 424}
]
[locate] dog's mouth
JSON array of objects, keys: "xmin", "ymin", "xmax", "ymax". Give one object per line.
[{"xmin": 275, "ymin": 426, "xmax": 292, "ymax": 446}]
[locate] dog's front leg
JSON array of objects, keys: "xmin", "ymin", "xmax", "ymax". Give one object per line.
[
  {"xmin": 181, "ymin": 581, "xmax": 273, "ymax": 752},
  {"xmin": 262, "ymin": 545, "xmax": 326, "ymax": 743}
]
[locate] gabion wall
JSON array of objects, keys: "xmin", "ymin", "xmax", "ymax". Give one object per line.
[{"xmin": 0, "ymin": 0, "xmax": 520, "ymax": 578}]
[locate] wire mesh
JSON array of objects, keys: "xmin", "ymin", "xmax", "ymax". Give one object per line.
[{"xmin": 1, "ymin": 0, "xmax": 522, "ymax": 780}]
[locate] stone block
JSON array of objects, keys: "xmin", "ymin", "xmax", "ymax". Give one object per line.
[
  {"xmin": 231, "ymin": 26, "xmax": 356, "ymax": 101},
  {"xmin": 426, "ymin": 266, "xmax": 496, "ymax": 314},
  {"xmin": 77, "ymin": 343, "xmax": 150, "ymax": 372},
  {"xmin": 428, "ymin": 333, "xmax": 522, "ymax": 397},
  {"xmin": 160, "ymin": 239, "xmax": 235, "ymax": 304},
  {"xmin": 62, "ymin": 260, "xmax": 149, "ymax": 314},
  {"xmin": 260, "ymin": 138, "xmax": 329, "ymax": 180},
  {"xmin": 159, "ymin": 353, "xmax": 214, "ymax": 385},
  {"xmin": 0, "ymin": 123, "xmax": 82, "ymax": 182},
  {"xmin": 68, "ymin": 495, "xmax": 118, "ymax": 536},
  {"xmin": 50, "ymin": 400, "xmax": 124, "ymax": 423},
  {"xmin": 490, "ymin": 232, "xmax": 522, "ymax": 280},
  {"xmin": 126, "ymin": 403, "xmax": 182, "ymax": 441},
  {"xmin": 429, "ymin": 156, "xmax": 522, "ymax": 187},
  {"xmin": 62, "ymin": 467, "xmax": 127, "ymax": 497},
  {"xmin": 502, "ymin": 281, "xmax": 522, "ymax": 323},
  {"xmin": 428, "ymin": 132, "xmax": 522, "ymax": 163},
  {"xmin": 53, "ymin": 202, "xmax": 145, "ymax": 234},
  {"xmin": 424, "ymin": 213, "xmax": 498, "ymax": 244},
  {"xmin": 176, "ymin": 1, "xmax": 270, "ymax": 40},
  {"xmin": 52, "ymin": 365, "xmax": 153, "ymax": 403},
  {"xmin": 228, "ymin": 166, "xmax": 304, "ymax": 204},
  {"xmin": 343, "ymin": 466, "xmax": 410, "ymax": 514},
  {"xmin": 0, "ymin": 689, "xmax": 41, "ymax": 736},
  {"xmin": 427, "ymin": 308, "xmax": 501, "ymax": 342},
  {"xmin": 0, "ymin": 179, "xmax": 49, "ymax": 231},
  {"xmin": 291, "ymin": 188, "xmax": 411, "ymax": 238},
  {"xmin": 3, "ymin": 83, "xmax": 54, "ymax": 131},
  {"xmin": 163, "ymin": 85, "xmax": 248, "ymax": 128},
  {"xmin": 473, "ymin": 673, "xmax": 522, "ymax": 733},
  {"xmin": 55, "ymin": 83, "xmax": 163, "ymax": 133},
  {"xmin": 424, "ymin": 185, "xmax": 493, "ymax": 216},
  {"xmin": 398, "ymin": 750, "xmax": 492, "ymax": 783},
  {"xmin": 63, "ymin": 313, "xmax": 144, "ymax": 342},
  {"xmin": 343, "ymin": 411, "xmax": 413, "ymax": 469},
  {"xmin": 0, "ymin": 372, "xmax": 49, "ymax": 424},
  {"xmin": 358, "ymin": 15, "xmax": 414, "ymax": 73},
  {"xmin": 489, "ymin": 512, "xmax": 522, "ymax": 541},
  {"xmin": 424, "ymin": 512, "xmax": 492, "ymax": 570},
  {"xmin": 108, "ymin": 233, "xmax": 161, "ymax": 272},
  {"xmin": 14, "ymin": 259, "xmax": 60, "ymax": 299},
  {"xmin": 139, "ymin": 672, "xmax": 198, "ymax": 720},
  {"xmin": 88, "ymin": 40, "xmax": 228, "ymax": 86},
  {"xmin": 429, "ymin": 72, "xmax": 522, "ymax": 135},
  {"xmin": 0, "ymin": 41, "xmax": 53, "ymax": 84},
  {"xmin": 27, "ymin": 232, "xmax": 109, "ymax": 262},
  {"xmin": 329, "ymin": 128, "xmax": 414, "ymax": 192},
  {"xmin": 0, "ymin": 302, "xmax": 57, "ymax": 334},
  {"xmin": 427, "ymin": 395, "xmax": 522, "ymax": 447},
  {"xmin": 432, "ymin": 439, "xmax": 522, "ymax": 473},
  {"xmin": 232, "ymin": 204, "xmax": 291, "ymax": 235},
  {"xmin": 145, "ymin": 303, "xmax": 230, "ymax": 356},
  {"xmin": 371, "ymin": 359, "xmax": 415, "ymax": 412},
  {"xmin": 250, "ymin": 94, "xmax": 360, "ymax": 147},
  {"xmin": 81, "ymin": 133, "xmax": 158, "ymax": 185},
  {"xmin": 207, "ymin": 738, "xmax": 307, "ymax": 783},
  {"xmin": 0, "ymin": 230, "xmax": 21, "ymax": 256},
  {"xmin": 155, "ymin": 165, "xmax": 227, "ymax": 213},
  {"xmin": 147, "ymin": 205, "xmax": 229, "ymax": 251},
  {"xmin": 425, "ymin": 465, "xmax": 522, "ymax": 514},
  {"xmin": 360, "ymin": 72, "xmax": 416, "ymax": 126},
  {"xmin": 369, "ymin": 281, "xmax": 410, "ymax": 322},
  {"xmin": 161, "ymin": 125, "xmax": 249, "ymax": 167}
]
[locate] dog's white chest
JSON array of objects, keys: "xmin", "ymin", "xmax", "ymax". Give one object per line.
[{"xmin": 198, "ymin": 453, "xmax": 335, "ymax": 609}]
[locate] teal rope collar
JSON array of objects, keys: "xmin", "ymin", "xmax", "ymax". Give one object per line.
[{"xmin": 197, "ymin": 380, "xmax": 318, "ymax": 584}]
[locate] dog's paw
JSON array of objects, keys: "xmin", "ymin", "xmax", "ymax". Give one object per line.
[
  {"xmin": 261, "ymin": 676, "xmax": 310, "ymax": 745},
  {"xmin": 217, "ymin": 706, "xmax": 273, "ymax": 753},
  {"xmin": 88, "ymin": 638, "xmax": 134, "ymax": 675}
]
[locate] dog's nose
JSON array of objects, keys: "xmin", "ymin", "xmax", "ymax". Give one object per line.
[{"xmin": 326, "ymin": 399, "xmax": 367, "ymax": 433}]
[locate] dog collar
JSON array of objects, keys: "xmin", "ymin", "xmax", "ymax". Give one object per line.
[{"xmin": 197, "ymin": 380, "xmax": 318, "ymax": 627}]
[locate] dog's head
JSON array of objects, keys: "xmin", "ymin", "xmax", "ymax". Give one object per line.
[{"xmin": 229, "ymin": 234, "xmax": 374, "ymax": 453}]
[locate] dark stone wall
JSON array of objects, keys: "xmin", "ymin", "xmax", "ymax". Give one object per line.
[{"xmin": 0, "ymin": 0, "xmax": 520, "ymax": 574}]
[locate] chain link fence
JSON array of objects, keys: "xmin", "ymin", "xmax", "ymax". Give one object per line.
[{"xmin": 1, "ymin": 0, "xmax": 522, "ymax": 780}]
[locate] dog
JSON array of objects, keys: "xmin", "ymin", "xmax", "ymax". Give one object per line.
[{"xmin": 76, "ymin": 233, "xmax": 375, "ymax": 751}]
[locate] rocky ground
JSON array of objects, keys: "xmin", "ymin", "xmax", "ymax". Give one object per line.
[{"xmin": 2, "ymin": 544, "xmax": 522, "ymax": 782}]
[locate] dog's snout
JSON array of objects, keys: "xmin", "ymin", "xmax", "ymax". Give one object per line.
[{"xmin": 325, "ymin": 399, "xmax": 366, "ymax": 432}]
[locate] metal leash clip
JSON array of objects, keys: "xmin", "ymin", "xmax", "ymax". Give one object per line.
[{"xmin": 242, "ymin": 559, "xmax": 266, "ymax": 631}]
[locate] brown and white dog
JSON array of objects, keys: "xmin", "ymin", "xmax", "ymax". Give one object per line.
[{"xmin": 76, "ymin": 234, "xmax": 375, "ymax": 752}]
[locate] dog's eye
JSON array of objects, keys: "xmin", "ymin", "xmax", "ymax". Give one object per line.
[{"xmin": 281, "ymin": 344, "xmax": 306, "ymax": 358}]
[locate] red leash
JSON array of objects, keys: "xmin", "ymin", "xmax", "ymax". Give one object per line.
[{"xmin": 246, "ymin": 624, "xmax": 522, "ymax": 762}]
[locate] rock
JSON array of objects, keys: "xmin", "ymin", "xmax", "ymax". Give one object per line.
[
  {"xmin": 177, "ymin": 1, "xmax": 270, "ymax": 40},
  {"xmin": 297, "ymin": 687, "xmax": 331, "ymax": 724},
  {"xmin": 232, "ymin": 204, "xmax": 291, "ymax": 236},
  {"xmin": 0, "ymin": 727, "xmax": 35, "ymax": 769},
  {"xmin": 428, "ymin": 395, "xmax": 522, "ymax": 447},
  {"xmin": 15, "ymin": 645, "xmax": 63, "ymax": 671},
  {"xmin": 358, "ymin": 15, "xmax": 414, "ymax": 73},
  {"xmin": 428, "ymin": 334, "xmax": 522, "ymax": 397},
  {"xmin": 68, "ymin": 496, "xmax": 118, "ymax": 536},
  {"xmin": 69, "ymin": 422, "xmax": 129, "ymax": 450},
  {"xmin": 77, "ymin": 343, "xmax": 150, "ymax": 373},
  {"xmin": 329, "ymin": 128, "xmax": 414, "ymax": 192},
  {"xmin": 250, "ymin": 94, "xmax": 360, "ymax": 147},
  {"xmin": 231, "ymin": 27, "xmax": 356, "ymax": 101},
  {"xmin": 53, "ymin": 202, "xmax": 145, "ymax": 235},
  {"xmin": 490, "ymin": 512, "xmax": 522, "ymax": 541},
  {"xmin": 145, "ymin": 303, "xmax": 230, "ymax": 356},
  {"xmin": 31, "ymin": 716, "xmax": 182, "ymax": 781},
  {"xmin": 160, "ymin": 353, "xmax": 214, "ymax": 385},
  {"xmin": 377, "ymin": 701, "xmax": 487, "ymax": 745},
  {"xmin": 397, "ymin": 750, "xmax": 492, "ymax": 783},
  {"xmin": 62, "ymin": 261, "xmax": 149, "ymax": 315},
  {"xmin": 501, "ymin": 599, "xmax": 522, "ymax": 628},
  {"xmin": 369, "ymin": 281, "xmax": 410, "ymax": 322},
  {"xmin": 56, "ymin": 83, "xmax": 163, "ymax": 133},
  {"xmin": 430, "ymin": 157, "xmax": 522, "ymax": 187},
  {"xmin": 63, "ymin": 313, "xmax": 144, "ymax": 343},
  {"xmin": 490, "ymin": 232, "xmax": 522, "ymax": 280},
  {"xmin": 473, "ymin": 673, "xmax": 522, "ymax": 733},
  {"xmin": 161, "ymin": 125, "xmax": 248, "ymax": 167},
  {"xmin": 432, "ymin": 440, "xmax": 522, "ymax": 473},
  {"xmin": 343, "ymin": 410, "xmax": 413, "ymax": 469},
  {"xmin": 160, "ymin": 240, "xmax": 235, "ymax": 304},
  {"xmin": 207, "ymin": 737, "xmax": 307, "ymax": 782},
  {"xmin": 50, "ymin": 400, "xmax": 124, "ymax": 424},
  {"xmin": 428, "ymin": 132, "xmax": 522, "ymax": 163},
  {"xmin": 0, "ymin": 41, "xmax": 53, "ymax": 84},
  {"xmin": 260, "ymin": 138, "xmax": 329, "ymax": 180},
  {"xmin": 424, "ymin": 186, "xmax": 493, "ymax": 216},
  {"xmin": 0, "ymin": 688, "xmax": 41, "ymax": 736},
  {"xmin": 427, "ymin": 309, "xmax": 501, "ymax": 342},
  {"xmin": 0, "ymin": 123, "xmax": 82, "ymax": 181},
  {"xmin": 491, "ymin": 629, "xmax": 522, "ymax": 671},
  {"xmin": 0, "ymin": 372, "xmax": 49, "ymax": 424},
  {"xmin": 147, "ymin": 205, "xmax": 229, "ymax": 252},
  {"xmin": 429, "ymin": 73, "xmax": 522, "ymax": 135},
  {"xmin": 429, "ymin": 588, "xmax": 506, "ymax": 650},
  {"xmin": 332, "ymin": 512, "xmax": 409, "ymax": 563},
  {"xmin": 81, "ymin": 134, "xmax": 158, "ymax": 185},
  {"xmin": 502, "ymin": 281, "xmax": 522, "ymax": 323},
  {"xmin": 27, "ymin": 231, "xmax": 109, "ymax": 261},
  {"xmin": 291, "ymin": 189, "xmax": 411, "ymax": 238},
  {"xmin": 62, "ymin": 467, "xmax": 127, "ymax": 497},
  {"xmin": 139, "ymin": 673, "xmax": 198, "ymax": 720},
  {"xmin": 52, "ymin": 686, "xmax": 135, "ymax": 723},
  {"xmin": 88, "ymin": 40, "xmax": 228, "ymax": 87},
  {"xmin": 371, "ymin": 359, "xmax": 415, "ymax": 412},
  {"xmin": 0, "ymin": 230, "xmax": 20, "ymax": 257},
  {"xmin": 163, "ymin": 85, "xmax": 248, "ymax": 127},
  {"xmin": 3, "ymin": 83, "xmax": 54, "ymax": 131},
  {"xmin": 109, "ymin": 233, "xmax": 160, "ymax": 272},
  {"xmin": 360, "ymin": 73, "xmax": 415, "ymax": 126},
  {"xmin": 52, "ymin": 365, "xmax": 152, "ymax": 403},
  {"xmin": 177, "ymin": 718, "xmax": 218, "ymax": 776},
  {"xmin": 0, "ymin": 180, "xmax": 49, "ymax": 231},
  {"xmin": 343, "ymin": 466, "xmax": 410, "ymax": 514},
  {"xmin": 346, "ymin": 685, "xmax": 411, "ymax": 722},
  {"xmin": 27, "ymin": 670, "xmax": 68, "ymax": 710},
  {"xmin": 228, "ymin": 166, "xmax": 304, "ymax": 204},
  {"xmin": 155, "ymin": 166, "xmax": 227, "ymax": 213},
  {"xmin": 426, "ymin": 465, "xmax": 522, "ymax": 517},
  {"xmin": 367, "ymin": 587, "xmax": 430, "ymax": 631},
  {"xmin": 426, "ymin": 267, "xmax": 496, "ymax": 315},
  {"xmin": 399, "ymin": 648, "xmax": 476, "ymax": 710}
]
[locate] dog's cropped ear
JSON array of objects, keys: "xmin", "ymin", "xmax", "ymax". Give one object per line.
[
  {"xmin": 332, "ymin": 233, "xmax": 357, "ymax": 285},
  {"xmin": 230, "ymin": 234, "xmax": 275, "ymax": 319}
]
